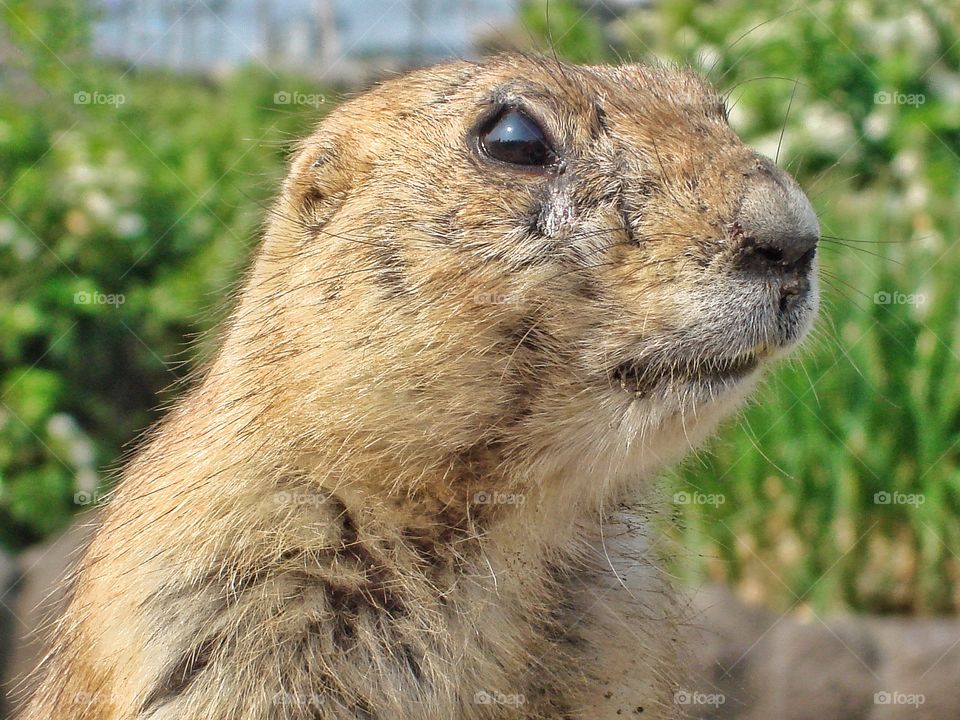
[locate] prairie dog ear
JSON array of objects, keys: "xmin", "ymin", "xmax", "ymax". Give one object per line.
[{"xmin": 280, "ymin": 106, "xmax": 388, "ymax": 230}]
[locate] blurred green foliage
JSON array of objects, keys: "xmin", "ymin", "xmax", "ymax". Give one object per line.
[
  {"xmin": 523, "ymin": 0, "xmax": 960, "ymax": 614},
  {"xmin": 0, "ymin": 0, "xmax": 325, "ymax": 549}
]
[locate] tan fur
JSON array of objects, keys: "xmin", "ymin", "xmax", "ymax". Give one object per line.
[{"xmin": 19, "ymin": 55, "xmax": 818, "ymax": 719}]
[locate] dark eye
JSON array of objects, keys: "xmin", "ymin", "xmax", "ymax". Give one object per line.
[{"xmin": 478, "ymin": 108, "xmax": 557, "ymax": 167}]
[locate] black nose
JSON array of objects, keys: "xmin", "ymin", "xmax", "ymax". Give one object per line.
[
  {"xmin": 734, "ymin": 159, "xmax": 819, "ymax": 275},
  {"xmin": 735, "ymin": 228, "xmax": 818, "ymax": 274}
]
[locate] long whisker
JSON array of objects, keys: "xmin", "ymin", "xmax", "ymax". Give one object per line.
[
  {"xmin": 818, "ymin": 274, "xmax": 870, "ymax": 313},
  {"xmin": 723, "ymin": 75, "xmax": 808, "ymax": 102},
  {"xmin": 708, "ymin": 8, "xmax": 803, "ymax": 79},
  {"xmin": 776, "ymin": 79, "xmax": 799, "ymax": 166},
  {"xmin": 819, "ymin": 268, "xmax": 881, "ymax": 305},
  {"xmin": 817, "ymin": 241, "xmax": 897, "ymax": 263},
  {"xmin": 821, "ymin": 234, "xmax": 904, "ymax": 245}
]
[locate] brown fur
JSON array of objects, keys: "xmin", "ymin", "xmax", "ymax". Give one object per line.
[{"xmin": 18, "ymin": 55, "xmax": 818, "ymax": 719}]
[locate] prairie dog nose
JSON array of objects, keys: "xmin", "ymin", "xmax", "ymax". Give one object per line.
[{"xmin": 734, "ymin": 157, "xmax": 819, "ymax": 275}]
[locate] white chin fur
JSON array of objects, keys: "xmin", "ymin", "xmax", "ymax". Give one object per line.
[{"xmin": 537, "ymin": 372, "xmax": 760, "ymax": 504}]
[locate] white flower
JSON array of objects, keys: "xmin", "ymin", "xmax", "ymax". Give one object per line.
[
  {"xmin": 75, "ymin": 467, "xmax": 99, "ymax": 494},
  {"xmin": 67, "ymin": 163, "xmax": 98, "ymax": 187},
  {"xmin": 727, "ymin": 102, "xmax": 753, "ymax": 136},
  {"xmin": 928, "ymin": 67, "xmax": 960, "ymax": 106},
  {"xmin": 0, "ymin": 217, "xmax": 17, "ymax": 245},
  {"xmin": 115, "ymin": 212, "xmax": 145, "ymax": 238},
  {"xmin": 47, "ymin": 414, "xmax": 97, "ymax": 468},
  {"xmin": 901, "ymin": 10, "xmax": 938, "ymax": 56},
  {"xmin": 904, "ymin": 181, "xmax": 929, "ymax": 213},
  {"xmin": 891, "ymin": 149, "xmax": 921, "ymax": 179},
  {"xmin": 863, "ymin": 109, "xmax": 892, "ymax": 141},
  {"xmin": 68, "ymin": 438, "xmax": 97, "ymax": 468},
  {"xmin": 799, "ymin": 102, "xmax": 856, "ymax": 156},
  {"xmin": 13, "ymin": 236, "xmax": 38, "ymax": 261},
  {"xmin": 84, "ymin": 190, "xmax": 115, "ymax": 222},
  {"xmin": 697, "ymin": 45, "xmax": 721, "ymax": 73},
  {"xmin": 46, "ymin": 413, "xmax": 77, "ymax": 440}
]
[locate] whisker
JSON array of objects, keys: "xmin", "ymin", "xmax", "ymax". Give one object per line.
[
  {"xmin": 817, "ymin": 241, "xmax": 897, "ymax": 263},
  {"xmin": 708, "ymin": 8, "xmax": 803, "ymax": 79},
  {"xmin": 723, "ymin": 75, "xmax": 808, "ymax": 102},
  {"xmin": 818, "ymin": 272, "xmax": 872, "ymax": 310},
  {"xmin": 821, "ymin": 234, "xmax": 904, "ymax": 245},
  {"xmin": 776, "ymin": 79, "xmax": 799, "ymax": 166}
]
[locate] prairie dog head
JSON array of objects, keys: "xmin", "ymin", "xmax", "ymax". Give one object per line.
[{"xmin": 221, "ymin": 54, "xmax": 818, "ymax": 508}]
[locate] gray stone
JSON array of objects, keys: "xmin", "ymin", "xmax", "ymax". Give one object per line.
[
  {"xmin": 0, "ymin": 547, "xmax": 20, "ymax": 719},
  {"xmin": 684, "ymin": 585, "xmax": 960, "ymax": 720},
  {"xmin": 2, "ymin": 515, "xmax": 99, "ymax": 718}
]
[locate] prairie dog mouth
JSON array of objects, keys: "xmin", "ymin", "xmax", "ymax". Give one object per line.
[{"xmin": 611, "ymin": 349, "xmax": 767, "ymax": 398}]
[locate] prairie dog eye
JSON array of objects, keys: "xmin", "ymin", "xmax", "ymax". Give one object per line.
[{"xmin": 478, "ymin": 107, "xmax": 557, "ymax": 167}]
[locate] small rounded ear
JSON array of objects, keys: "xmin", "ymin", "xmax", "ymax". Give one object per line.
[{"xmin": 280, "ymin": 106, "xmax": 385, "ymax": 231}]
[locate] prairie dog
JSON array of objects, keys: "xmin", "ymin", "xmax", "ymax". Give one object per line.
[{"xmin": 20, "ymin": 54, "xmax": 819, "ymax": 719}]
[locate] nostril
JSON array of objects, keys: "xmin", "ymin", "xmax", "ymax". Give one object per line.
[
  {"xmin": 733, "ymin": 157, "xmax": 820, "ymax": 276},
  {"xmin": 736, "ymin": 233, "xmax": 818, "ymax": 275},
  {"xmin": 795, "ymin": 246, "xmax": 817, "ymax": 270},
  {"xmin": 754, "ymin": 244, "xmax": 784, "ymax": 266}
]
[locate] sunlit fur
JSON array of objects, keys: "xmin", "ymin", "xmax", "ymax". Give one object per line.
[{"xmin": 20, "ymin": 55, "xmax": 817, "ymax": 720}]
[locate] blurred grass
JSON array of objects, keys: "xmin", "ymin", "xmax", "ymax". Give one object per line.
[
  {"xmin": 1, "ymin": 0, "xmax": 959, "ymax": 615},
  {"xmin": 521, "ymin": 0, "xmax": 960, "ymax": 614}
]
